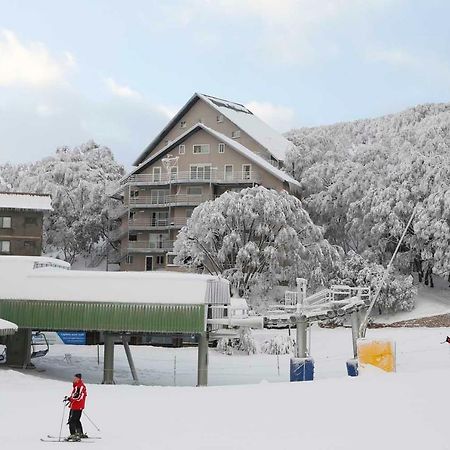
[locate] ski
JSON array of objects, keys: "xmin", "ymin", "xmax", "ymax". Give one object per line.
[
  {"xmin": 47, "ymin": 435, "xmax": 101, "ymax": 440},
  {"xmin": 40, "ymin": 438, "xmax": 93, "ymax": 443}
]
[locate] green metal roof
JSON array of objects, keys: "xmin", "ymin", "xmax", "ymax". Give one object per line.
[{"xmin": 0, "ymin": 300, "xmax": 206, "ymax": 334}]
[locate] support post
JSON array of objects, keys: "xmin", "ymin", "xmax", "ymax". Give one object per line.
[
  {"xmin": 122, "ymin": 335, "xmax": 139, "ymax": 385},
  {"xmin": 197, "ymin": 332, "xmax": 208, "ymax": 387},
  {"xmin": 6, "ymin": 328, "xmax": 32, "ymax": 369},
  {"xmin": 351, "ymin": 309, "xmax": 361, "ymax": 358},
  {"xmin": 296, "ymin": 317, "xmax": 308, "ymax": 358},
  {"xmin": 102, "ymin": 332, "xmax": 115, "ymax": 385}
]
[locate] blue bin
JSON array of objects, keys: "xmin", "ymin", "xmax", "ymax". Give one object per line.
[
  {"xmin": 346, "ymin": 358, "xmax": 359, "ymax": 377},
  {"xmin": 290, "ymin": 357, "xmax": 314, "ymax": 381}
]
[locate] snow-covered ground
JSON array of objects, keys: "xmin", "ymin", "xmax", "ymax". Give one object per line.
[
  {"xmin": 375, "ymin": 276, "xmax": 450, "ymax": 324},
  {"xmin": 18, "ymin": 327, "xmax": 450, "ymax": 387},
  {"xmin": 1, "ymin": 327, "xmax": 450, "ymax": 449}
]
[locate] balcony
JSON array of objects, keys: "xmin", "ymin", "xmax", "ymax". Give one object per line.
[
  {"xmin": 128, "ymin": 217, "xmax": 187, "ymax": 230},
  {"xmin": 129, "ymin": 193, "xmax": 212, "ymax": 208},
  {"xmin": 123, "ymin": 171, "xmax": 261, "ymax": 186},
  {"xmin": 126, "ymin": 240, "xmax": 174, "ymax": 253}
]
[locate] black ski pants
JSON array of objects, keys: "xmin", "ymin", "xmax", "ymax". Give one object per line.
[{"xmin": 68, "ymin": 409, "xmax": 84, "ymax": 435}]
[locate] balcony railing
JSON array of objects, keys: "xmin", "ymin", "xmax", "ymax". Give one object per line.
[
  {"xmin": 126, "ymin": 240, "xmax": 174, "ymax": 253},
  {"xmin": 123, "ymin": 171, "xmax": 261, "ymax": 186},
  {"xmin": 128, "ymin": 217, "xmax": 187, "ymax": 229},
  {"xmin": 129, "ymin": 194, "xmax": 212, "ymax": 207}
]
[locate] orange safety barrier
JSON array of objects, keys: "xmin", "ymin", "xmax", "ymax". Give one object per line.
[{"xmin": 357, "ymin": 339, "xmax": 396, "ymax": 372}]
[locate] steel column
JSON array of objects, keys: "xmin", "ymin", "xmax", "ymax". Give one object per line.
[
  {"xmin": 102, "ymin": 332, "xmax": 115, "ymax": 384},
  {"xmin": 122, "ymin": 335, "xmax": 139, "ymax": 385},
  {"xmin": 197, "ymin": 332, "xmax": 208, "ymax": 386}
]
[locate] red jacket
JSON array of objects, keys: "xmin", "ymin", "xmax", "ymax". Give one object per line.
[{"xmin": 69, "ymin": 379, "xmax": 87, "ymax": 410}]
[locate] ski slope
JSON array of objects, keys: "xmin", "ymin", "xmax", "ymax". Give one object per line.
[{"xmin": 1, "ymin": 327, "xmax": 450, "ymax": 449}]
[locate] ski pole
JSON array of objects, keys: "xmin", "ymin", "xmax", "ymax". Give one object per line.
[
  {"xmin": 83, "ymin": 411, "xmax": 101, "ymax": 432},
  {"xmin": 58, "ymin": 402, "xmax": 67, "ymax": 442}
]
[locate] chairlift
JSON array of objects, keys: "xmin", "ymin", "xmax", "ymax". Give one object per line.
[{"xmin": 31, "ymin": 331, "xmax": 49, "ymax": 359}]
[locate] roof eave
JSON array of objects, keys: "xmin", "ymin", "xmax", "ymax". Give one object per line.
[{"xmin": 133, "ymin": 93, "xmax": 201, "ymax": 166}]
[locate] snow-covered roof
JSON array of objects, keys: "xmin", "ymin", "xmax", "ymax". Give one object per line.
[
  {"xmin": 134, "ymin": 92, "xmax": 292, "ymax": 165},
  {"xmin": 0, "ymin": 256, "xmax": 229, "ymax": 305},
  {"xmin": 126, "ymin": 123, "xmax": 300, "ymax": 190},
  {"xmin": 0, "ymin": 192, "xmax": 52, "ymax": 211},
  {"xmin": 0, "ymin": 318, "xmax": 18, "ymax": 336},
  {"xmin": 198, "ymin": 93, "xmax": 292, "ymax": 162}
]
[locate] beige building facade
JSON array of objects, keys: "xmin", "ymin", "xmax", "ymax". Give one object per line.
[
  {"xmin": 0, "ymin": 192, "xmax": 52, "ymax": 257},
  {"xmin": 112, "ymin": 93, "xmax": 299, "ymax": 271}
]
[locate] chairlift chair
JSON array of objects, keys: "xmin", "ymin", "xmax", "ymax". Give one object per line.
[{"xmin": 31, "ymin": 331, "xmax": 49, "ymax": 359}]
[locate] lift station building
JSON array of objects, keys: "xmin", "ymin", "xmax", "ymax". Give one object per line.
[{"xmin": 0, "ymin": 256, "xmax": 245, "ymax": 386}]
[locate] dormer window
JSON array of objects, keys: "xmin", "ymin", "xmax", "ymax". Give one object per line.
[
  {"xmin": 180, "ymin": 121, "xmax": 187, "ymax": 128},
  {"xmin": 231, "ymin": 130, "xmax": 241, "ymax": 139},
  {"xmin": 217, "ymin": 114, "xmax": 224, "ymax": 123}
]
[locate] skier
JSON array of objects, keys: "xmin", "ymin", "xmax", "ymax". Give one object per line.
[{"xmin": 64, "ymin": 373, "xmax": 88, "ymax": 442}]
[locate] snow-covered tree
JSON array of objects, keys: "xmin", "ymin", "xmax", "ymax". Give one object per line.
[
  {"xmin": 0, "ymin": 141, "xmax": 124, "ymax": 262},
  {"xmin": 330, "ymin": 251, "xmax": 417, "ymax": 313},
  {"xmin": 285, "ymin": 103, "xmax": 450, "ymax": 281},
  {"xmin": 174, "ymin": 186, "xmax": 341, "ymax": 297}
]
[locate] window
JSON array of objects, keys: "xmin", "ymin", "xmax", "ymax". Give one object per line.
[
  {"xmin": 186, "ymin": 208, "xmax": 194, "ymax": 218},
  {"xmin": 156, "ymin": 255, "xmax": 165, "ymax": 265},
  {"xmin": 164, "ymin": 139, "xmax": 169, "ymax": 146},
  {"xmin": 25, "ymin": 217, "xmax": 37, "ymax": 225},
  {"xmin": 224, "ymin": 165, "xmax": 233, "ymax": 181},
  {"xmin": 242, "ymin": 164, "xmax": 252, "ymax": 180},
  {"xmin": 126, "ymin": 255, "xmax": 133, "ymax": 264},
  {"xmin": 218, "ymin": 143, "xmax": 225, "ymax": 154},
  {"xmin": 170, "ymin": 167, "xmax": 178, "ymax": 181},
  {"xmin": 187, "ymin": 186, "xmax": 202, "ymax": 195},
  {"xmin": 150, "ymin": 189, "xmax": 169, "ymax": 204},
  {"xmin": 129, "ymin": 211, "xmax": 135, "ymax": 220},
  {"xmin": 190, "ymin": 165, "xmax": 211, "ymax": 180},
  {"xmin": 153, "ymin": 167, "xmax": 161, "ymax": 182},
  {"xmin": 193, "ymin": 144, "xmax": 210, "ymax": 154},
  {"xmin": 0, "ymin": 217, "xmax": 11, "ymax": 228},
  {"xmin": 129, "ymin": 234, "xmax": 137, "ymax": 242},
  {"xmin": 180, "ymin": 121, "xmax": 187, "ymax": 128},
  {"xmin": 231, "ymin": 130, "xmax": 241, "ymax": 139},
  {"xmin": 0, "ymin": 240, "xmax": 11, "ymax": 253},
  {"xmin": 179, "ymin": 144, "xmax": 185, "ymax": 155},
  {"xmin": 217, "ymin": 114, "xmax": 224, "ymax": 123},
  {"xmin": 130, "ymin": 190, "xmax": 139, "ymax": 198}
]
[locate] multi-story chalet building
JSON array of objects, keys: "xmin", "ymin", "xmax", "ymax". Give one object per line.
[
  {"xmin": 112, "ymin": 93, "xmax": 300, "ymax": 271},
  {"xmin": 0, "ymin": 192, "xmax": 52, "ymax": 256}
]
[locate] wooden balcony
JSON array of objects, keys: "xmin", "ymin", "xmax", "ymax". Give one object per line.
[{"xmin": 123, "ymin": 171, "xmax": 261, "ymax": 186}]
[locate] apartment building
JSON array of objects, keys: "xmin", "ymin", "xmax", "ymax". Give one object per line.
[
  {"xmin": 0, "ymin": 192, "xmax": 52, "ymax": 256},
  {"xmin": 112, "ymin": 93, "xmax": 300, "ymax": 271}
]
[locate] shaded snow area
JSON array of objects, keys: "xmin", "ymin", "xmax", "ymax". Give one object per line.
[
  {"xmin": 25, "ymin": 328, "xmax": 450, "ymax": 387},
  {"xmin": 375, "ymin": 276, "xmax": 450, "ymax": 324},
  {"xmin": 1, "ymin": 350, "xmax": 450, "ymax": 449}
]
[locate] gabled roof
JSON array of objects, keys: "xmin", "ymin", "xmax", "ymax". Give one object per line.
[
  {"xmin": 0, "ymin": 192, "xmax": 52, "ymax": 211},
  {"xmin": 134, "ymin": 93, "xmax": 293, "ymax": 165},
  {"xmin": 127, "ymin": 123, "xmax": 300, "ymax": 190},
  {"xmin": 198, "ymin": 94, "xmax": 292, "ymax": 162}
]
